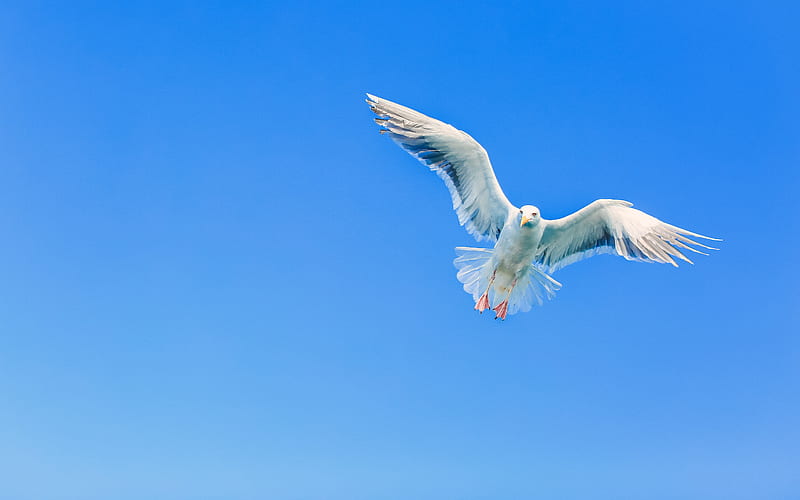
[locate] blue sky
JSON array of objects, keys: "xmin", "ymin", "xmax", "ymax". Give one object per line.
[{"xmin": 1, "ymin": 2, "xmax": 798, "ymax": 499}]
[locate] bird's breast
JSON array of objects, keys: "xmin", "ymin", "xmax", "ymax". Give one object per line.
[{"xmin": 493, "ymin": 225, "xmax": 542, "ymax": 275}]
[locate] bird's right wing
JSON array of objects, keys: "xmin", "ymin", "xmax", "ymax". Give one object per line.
[
  {"xmin": 536, "ymin": 199, "xmax": 720, "ymax": 272},
  {"xmin": 367, "ymin": 94, "xmax": 516, "ymax": 242}
]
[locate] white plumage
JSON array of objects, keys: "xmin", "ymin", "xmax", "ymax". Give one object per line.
[{"xmin": 367, "ymin": 94, "xmax": 719, "ymax": 319}]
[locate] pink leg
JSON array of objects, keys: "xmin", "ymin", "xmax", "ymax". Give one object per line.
[
  {"xmin": 493, "ymin": 279, "xmax": 517, "ymax": 321},
  {"xmin": 474, "ymin": 270, "xmax": 496, "ymax": 313}
]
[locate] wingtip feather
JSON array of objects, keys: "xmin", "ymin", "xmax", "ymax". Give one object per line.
[{"xmin": 671, "ymin": 225, "xmax": 722, "ymax": 242}]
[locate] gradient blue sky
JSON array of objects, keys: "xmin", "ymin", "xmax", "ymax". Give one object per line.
[{"xmin": 1, "ymin": 2, "xmax": 798, "ymax": 499}]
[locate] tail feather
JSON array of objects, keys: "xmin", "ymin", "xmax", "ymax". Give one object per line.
[
  {"xmin": 511, "ymin": 265, "xmax": 562, "ymax": 314},
  {"xmin": 454, "ymin": 247, "xmax": 493, "ymax": 300},
  {"xmin": 454, "ymin": 247, "xmax": 562, "ymax": 316}
]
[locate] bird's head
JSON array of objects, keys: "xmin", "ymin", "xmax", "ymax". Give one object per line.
[{"xmin": 519, "ymin": 205, "xmax": 541, "ymax": 227}]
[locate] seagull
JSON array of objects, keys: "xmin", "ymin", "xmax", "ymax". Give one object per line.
[{"xmin": 366, "ymin": 94, "xmax": 719, "ymax": 319}]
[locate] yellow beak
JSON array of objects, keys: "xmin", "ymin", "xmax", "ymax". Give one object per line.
[{"xmin": 520, "ymin": 216, "xmax": 531, "ymax": 227}]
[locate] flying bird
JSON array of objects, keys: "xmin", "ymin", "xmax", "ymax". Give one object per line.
[{"xmin": 366, "ymin": 94, "xmax": 719, "ymax": 319}]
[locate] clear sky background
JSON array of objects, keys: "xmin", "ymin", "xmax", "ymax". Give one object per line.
[{"xmin": 1, "ymin": 2, "xmax": 798, "ymax": 499}]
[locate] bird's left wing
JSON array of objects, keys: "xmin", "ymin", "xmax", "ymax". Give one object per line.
[
  {"xmin": 367, "ymin": 94, "xmax": 516, "ymax": 242},
  {"xmin": 536, "ymin": 199, "xmax": 719, "ymax": 272}
]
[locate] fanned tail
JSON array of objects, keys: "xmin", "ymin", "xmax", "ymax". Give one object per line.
[
  {"xmin": 454, "ymin": 247, "xmax": 562, "ymax": 316},
  {"xmin": 454, "ymin": 247, "xmax": 495, "ymax": 301},
  {"xmin": 510, "ymin": 264, "xmax": 562, "ymax": 314}
]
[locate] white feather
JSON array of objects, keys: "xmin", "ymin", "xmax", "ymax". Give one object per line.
[
  {"xmin": 536, "ymin": 199, "xmax": 720, "ymax": 272},
  {"xmin": 367, "ymin": 94, "xmax": 516, "ymax": 242},
  {"xmin": 454, "ymin": 247, "xmax": 562, "ymax": 313}
]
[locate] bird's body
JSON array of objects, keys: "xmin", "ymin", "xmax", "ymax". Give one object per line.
[
  {"xmin": 490, "ymin": 213, "xmax": 543, "ymax": 292},
  {"xmin": 367, "ymin": 94, "xmax": 719, "ymax": 319},
  {"xmin": 497, "ymin": 217, "xmax": 543, "ymax": 271}
]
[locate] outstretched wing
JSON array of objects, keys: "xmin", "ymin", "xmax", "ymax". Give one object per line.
[
  {"xmin": 367, "ymin": 94, "xmax": 516, "ymax": 242},
  {"xmin": 536, "ymin": 199, "xmax": 720, "ymax": 272}
]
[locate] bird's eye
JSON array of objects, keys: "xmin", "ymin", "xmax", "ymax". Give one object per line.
[{"xmin": 519, "ymin": 210, "xmax": 523, "ymax": 214}]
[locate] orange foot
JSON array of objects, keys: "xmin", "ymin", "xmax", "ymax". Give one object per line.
[
  {"xmin": 493, "ymin": 300, "xmax": 509, "ymax": 320},
  {"xmin": 474, "ymin": 292, "xmax": 491, "ymax": 313}
]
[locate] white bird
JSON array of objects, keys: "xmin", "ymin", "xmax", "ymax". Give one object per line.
[{"xmin": 366, "ymin": 94, "xmax": 719, "ymax": 319}]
